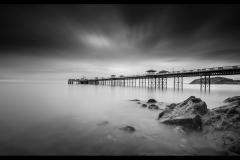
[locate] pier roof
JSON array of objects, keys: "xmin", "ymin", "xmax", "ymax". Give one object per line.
[
  {"xmin": 159, "ymin": 70, "xmax": 169, "ymax": 73},
  {"xmin": 146, "ymin": 69, "xmax": 156, "ymax": 72}
]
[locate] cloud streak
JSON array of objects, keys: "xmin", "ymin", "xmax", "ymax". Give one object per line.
[{"xmin": 0, "ymin": 4, "xmax": 240, "ymax": 80}]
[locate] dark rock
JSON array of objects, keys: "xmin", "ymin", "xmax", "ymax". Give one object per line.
[
  {"xmin": 202, "ymin": 99, "xmax": 240, "ymax": 155},
  {"xmin": 158, "ymin": 96, "xmax": 207, "ymax": 131},
  {"xmin": 130, "ymin": 99, "xmax": 140, "ymax": 101},
  {"xmin": 223, "ymin": 96, "xmax": 240, "ymax": 103},
  {"xmin": 97, "ymin": 121, "xmax": 109, "ymax": 125},
  {"xmin": 157, "ymin": 95, "xmax": 240, "ymax": 155},
  {"xmin": 141, "ymin": 104, "xmax": 147, "ymax": 107},
  {"xmin": 158, "ymin": 112, "xmax": 165, "ymax": 119},
  {"xmin": 137, "ymin": 102, "xmax": 141, "ymax": 104},
  {"xmin": 166, "ymin": 103, "xmax": 178, "ymax": 109},
  {"xmin": 119, "ymin": 126, "xmax": 135, "ymax": 132},
  {"xmin": 148, "ymin": 104, "xmax": 159, "ymax": 110},
  {"xmin": 147, "ymin": 99, "xmax": 157, "ymax": 103}
]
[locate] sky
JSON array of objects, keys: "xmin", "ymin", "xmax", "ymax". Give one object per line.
[{"xmin": 1, "ymin": 4, "xmax": 240, "ymax": 82}]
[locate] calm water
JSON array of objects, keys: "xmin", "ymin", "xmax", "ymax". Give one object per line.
[{"xmin": 0, "ymin": 82, "xmax": 239, "ymax": 155}]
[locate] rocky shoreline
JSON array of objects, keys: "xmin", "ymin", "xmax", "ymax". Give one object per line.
[{"xmin": 130, "ymin": 96, "xmax": 240, "ymax": 155}]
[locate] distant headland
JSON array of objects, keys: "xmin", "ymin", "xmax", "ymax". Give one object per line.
[{"xmin": 190, "ymin": 77, "xmax": 240, "ymax": 84}]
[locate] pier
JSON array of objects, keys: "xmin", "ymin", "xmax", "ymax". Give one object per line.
[{"xmin": 68, "ymin": 65, "xmax": 240, "ymax": 90}]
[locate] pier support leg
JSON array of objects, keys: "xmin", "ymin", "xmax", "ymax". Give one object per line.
[
  {"xmin": 200, "ymin": 76, "xmax": 202, "ymax": 90},
  {"xmin": 205, "ymin": 76, "xmax": 206, "ymax": 90},
  {"xmin": 174, "ymin": 76, "xmax": 175, "ymax": 88},
  {"xmin": 155, "ymin": 77, "xmax": 156, "ymax": 88},
  {"xmin": 178, "ymin": 77, "xmax": 179, "ymax": 89},
  {"xmin": 162, "ymin": 78, "xmax": 163, "ymax": 88},
  {"xmin": 209, "ymin": 75, "xmax": 210, "ymax": 90},
  {"xmin": 166, "ymin": 78, "xmax": 167, "ymax": 88}
]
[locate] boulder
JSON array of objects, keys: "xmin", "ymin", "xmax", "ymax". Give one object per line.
[
  {"xmin": 202, "ymin": 99, "xmax": 240, "ymax": 154},
  {"xmin": 141, "ymin": 104, "xmax": 147, "ymax": 107},
  {"xmin": 97, "ymin": 121, "xmax": 109, "ymax": 125},
  {"xmin": 129, "ymin": 99, "xmax": 140, "ymax": 101},
  {"xmin": 223, "ymin": 96, "xmax": 240, "ymax": 103},
  {"xmin": 147, "ymin": 99, "xmax": 157, "ymax": 103},
  {"xmin": 158, "ymin": 96, "xmax": 208, "ymax": 131},
  {"xmin": 119, "ymin": 126, "xmax": 135, "ymax": 132},
  {"xmin": 166, "ymin": 103, "xmax": 178, "ymax": 109},
  {"xmin": 157, "ymin": 96, "xmax": 240, "ymax": 155},
  {"xmin": 148, "ymin": 104, "xmax": 159, "ymax": 110}
]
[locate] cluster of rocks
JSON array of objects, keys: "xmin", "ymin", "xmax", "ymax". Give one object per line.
[
  {"xmin": 130, "ymin": 98, "xmax": 161, "ymax": 110},
  {"xmin": 157, "ymin": 96, "xmax": 240, "ymax": 155},
  {"xmin": 99, "ymin": 96, "xmax": 240, "ymax": 155},
  {"xmin": 119, "ymin": 126, "xmax": 136, "ymax": 132}
]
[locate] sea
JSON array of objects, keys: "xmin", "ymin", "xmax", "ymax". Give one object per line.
[{"xmin": 0, "ymin": 81, "xmax": 239, "ymax": 155}]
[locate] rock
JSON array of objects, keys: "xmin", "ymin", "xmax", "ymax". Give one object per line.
[
  {"xmin": 148, "ymin": 104, "xmax": 159, "ymax": 110},
  {"xmin": 223, "ymin": 96, "xmax": 240, "ymax": 103},
  {"xmin": 141, "ymin": 104, "xmax": 147, "ymax": 107},
  {"xmin": 202, "ymin": 99, "xmax": 240, "ymax": 155},
  {"xmin": 130, "ymin": 99, "xmax": 140, "ymax": 101},
  {"xmin": 157, "ymin": 95, "xmax": 240, "ymax": 155},
  {"xmin": 147, "ymin": 99, "xmax": 157, "ymax": 103},
  {"xmin": 119, "ymin": 126, "xmax": 135, "ymax": 132},
  {"xmin": 158, "ymin": 96, "xmax": 207, "ymax": 131},
  {"xmin": 137, "ymin": 102, "xmax": 141, "ymax": 104},
  {"xmin": 166, "ymin": 103, "xmax": 178, "ymax": 109},
  {"xmin": 97, "ymin": 121, "xmax": 109, "ymax": 125}
]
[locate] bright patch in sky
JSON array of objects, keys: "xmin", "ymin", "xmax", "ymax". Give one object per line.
[{"xmin": 84, "ymin": 35, "xmax": 111, "ymax": 48}]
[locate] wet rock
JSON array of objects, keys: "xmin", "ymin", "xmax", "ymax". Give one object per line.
[
  {"xmin": 147, "ymin": 99, "xmax": 157, "ymax": 103},
  {"xmin": 223, "ymin": 96, "xmax": 240, "ymax": 103},
  {"xmin": 148, "ymin": 104, "xmax": 159, "ymax": 110},
  {"xmin": 158, "ymin": 96, "xmax": 207, "ymax": 131},
  {"xmin": 141, "ymin": 104, "xmax": 147, "ymax": 107},
  {"xmin": 97, "ymin": 121, "xmax": 109, "ymax": 125},
  {"xmin": 166, "ymin": 103, "xmax": 178, "ymax": 109},
  {"xmin": 137, "ymin": 102, "xmax": 141, "ymax": 104},
  {"xmin": 119, "ymin": 126, "xmax": 135, "ymax": 132},
  {"xmin": 202, "ymin": 99, "xmax": 240, "ymax": 155},
  {"xmin": 129, "ymin": 99, "xmax": 140, "ymax": 101},
  {"xmin": 157, "ymin": 95, "xmax": 240, "ymax": 155}
]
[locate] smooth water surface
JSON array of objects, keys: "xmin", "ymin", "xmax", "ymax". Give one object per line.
[{"xmin": 0, "ymin": 82, "xmax": 239, "ymax": 155}]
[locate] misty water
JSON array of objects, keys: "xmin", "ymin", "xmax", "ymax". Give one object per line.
[{"xmin": 0, "ymin": 82, "xmax": 239, "ymax": 155}]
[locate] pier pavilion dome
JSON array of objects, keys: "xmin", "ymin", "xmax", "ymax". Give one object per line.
[
  {"xmin": 146, "ymin": 69, "xmax": 157, "ymax": 75},
  {"xmin": 111, "ymin": 75, "xmax": 116, "ymax": 78},
  {"xmin": 95, "ymin": 77, "xmax": 98, "ymax": 79}
]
